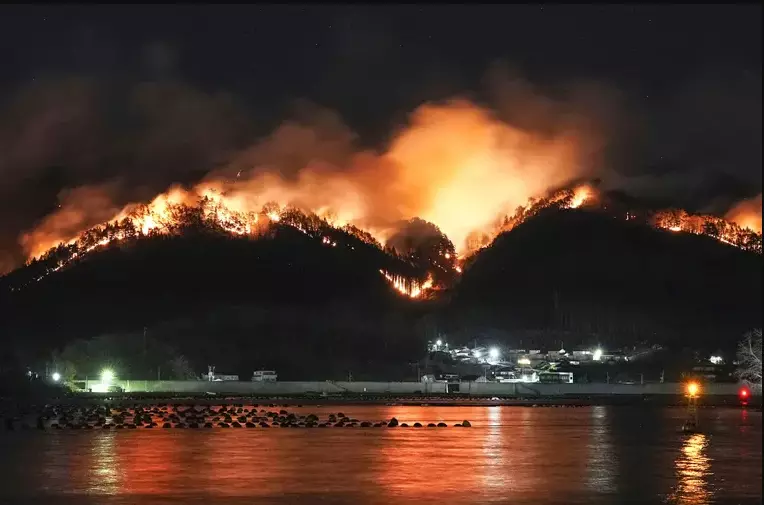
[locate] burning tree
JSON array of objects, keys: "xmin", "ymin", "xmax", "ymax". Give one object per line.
[
  {"xmin": 385, "ymin": 217, "xmax": 457, "ymax": 287},
  {"xmin": 735, "ymin": 329, "xmax": 762, "ymax": 391}
]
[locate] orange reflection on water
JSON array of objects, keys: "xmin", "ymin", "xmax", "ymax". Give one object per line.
[
  {"xmin": 111, "ymin": 431, "xmax": 180, "ymax": 495},
  {"xmin": 199, "ymin": 429, "xmax": 298, "ymax": 497},
  {"xmin": 371, "ymin": 406, "xmax": 588, "ymax": 502},
  {"xmin": 32, "ymin": 405, "xmax": 759, "ymax": 505},
  {"xmin": 480, "ymin": 406, "xmax": 512, "ymax": 493},
  {"xmin": 89, "ymin": 432, "xmax": 121, "ymax": 494},
  {"xmin": 669, "ymin": 433, "xmax": 713, "ymax": 505}
]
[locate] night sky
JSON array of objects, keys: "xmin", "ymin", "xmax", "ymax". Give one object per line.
[{"xmin": 0, "ymin": 5, "xmax": 761, "ymax": 271}]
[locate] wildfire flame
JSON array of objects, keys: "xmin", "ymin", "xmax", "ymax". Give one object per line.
[
  {"xmin": 380, "ymin": 270, "xmax": 434, "ymax": 299},
  {"xmin": 11, "ymin": 179, "xmax": 761, "ymax": 297},
  {"xmin": 19, "ymin": 100, "xmax": 592, "ymax": 263},
  {"xmin": 651, "ymin": 208, "xmax": 762, "ymax": 252},
  {"xmin": 724, "ymin": 194, "xmax": 762, "ymax": 234},
  {"xmin": 8, "ymin": 100, "xmax": 762, "ymax": 297},
  {"xmin": 569, "ymin": 185, "xmax": 591, "ymax": 209}
]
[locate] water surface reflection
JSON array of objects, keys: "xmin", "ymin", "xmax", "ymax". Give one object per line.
[
  {"xmin": 669, "ymin": 433, "xmax": 712, "ymax": 505},
  {"xmin": 586, "ymin": 405, "xmax": 616, "ymax": 494},
  {"xmin": 0, "ymin": 406, "xmax": 759, "ymax": 505}
]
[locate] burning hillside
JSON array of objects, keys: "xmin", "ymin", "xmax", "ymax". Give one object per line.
[
  {"xmin": 8, "ymin": 178, "xmax": 760, "ymax": 300},
  {"xmin": 4, "ymin": 99, "xmax": 761, "ymax": 298},
  {"xmin": 16, "ymin": 99, "xmax": 597, "ymax": 263},
  {"xmin": 9, "ymin": 193, "xmax": 431, "ymax": 297},
  {"xmin": 651, "ymin": 208, "xmax": 762, "ymax": 253}
]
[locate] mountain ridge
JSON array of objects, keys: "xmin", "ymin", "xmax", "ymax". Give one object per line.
[{"xmin": 0, "ymin": 191, "xmax": 760, "ymax": 378}]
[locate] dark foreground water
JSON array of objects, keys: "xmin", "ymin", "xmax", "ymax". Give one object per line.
[{"xmin": 0, "ymin": 405, "xmax": 760, "ymax": 505}]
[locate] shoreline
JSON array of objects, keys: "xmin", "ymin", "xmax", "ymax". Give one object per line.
[{"xmin": 9, "ymin": 393, "xmax": 759, "ymax": 409}]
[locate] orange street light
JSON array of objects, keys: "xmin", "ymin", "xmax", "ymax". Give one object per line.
[{"xmin": 686, "ymin": 381, "xmax": 700, "ymax": 398}]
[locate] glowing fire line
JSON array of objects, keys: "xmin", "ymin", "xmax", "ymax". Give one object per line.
[{"xmin": 9, "ymin": 182, "xmax": 762, "ymax": 296}]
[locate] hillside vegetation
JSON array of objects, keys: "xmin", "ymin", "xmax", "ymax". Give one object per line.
[{"xmin": 0, "ymin": 205, "xmax": 760, "ymax": 379}]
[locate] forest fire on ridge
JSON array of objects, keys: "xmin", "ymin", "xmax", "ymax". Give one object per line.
[
  {"xmin": 9, "ymin": 180, "xmax": 760, "ymax": 299},
  {"xmin": 7, "ymin": 99, "xmax": 761, "ymax": 298},
  {"xmin": 17, "ymin": 100, "xmax": 595, "ymax": 265},
  {"xmin": 651, "ymin": 208, "xmax": 762, "ymax": 252}
]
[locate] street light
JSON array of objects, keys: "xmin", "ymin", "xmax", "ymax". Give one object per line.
[
  {"xmin": 683, "ymin": 381, "xmax": 701, "ymax": 432},
  {"xmin": 436, "ymin": 339, "xmax": 443, "ymax": 347},
  {"xmin": 101, "ymin": 369, "xmax": 115, "ymax": 385},
  {"xmin": 51, "ymin": 372, "xmax": 61, "ymax": 382},
  {"xmin": 489, "ymin": 348, "xmax": 500, "ymax": 361},
  {"xmin": 593, "ymin": 348, "xmax": 603, "ymax": 361}
]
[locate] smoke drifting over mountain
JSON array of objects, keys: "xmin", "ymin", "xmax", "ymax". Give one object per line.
[
  {"xmin": 0, "ymin": 62, "xmax": 761, "ymax": 274},
  {"xmin": 726, "ymin": 194, "xmax": 763, "ymax": 234}
]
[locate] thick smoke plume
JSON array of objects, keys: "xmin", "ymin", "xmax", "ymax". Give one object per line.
[
  {"xmin": 2, "ymin": 66, "xmax": 762, "ymax": 274},
  {"xmin": 13, "ymin": 77, "xmax": 608, "ymax": 265},
  {"xmin": 726, "ymin": 194, "xmax": 762, "ymax": 234},
  {"xmin": 0, "ymin": 77, "xmax": 250, "ymax": 271}
]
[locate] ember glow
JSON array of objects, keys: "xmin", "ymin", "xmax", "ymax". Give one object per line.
[
  {"xmin": 19, "ymin": 100, "xmax": 592, "ymax": 262},
  {"xmin": 10, "ymin": 179, "xmax": 762, "ymax": 297},
  {"xmin": 651, "ymin": 208, "xmax": 762, "ymax": 252},
  {"xmin": 379, "ymin": 270, "xmax": 435, "ymax": 299},
  {"xmin": 569, "ymin": 185, "xmax": 592, "ymax": 209},
  {"xmin": 10, "ymin": 99, "xmax": 762, "ymax": 298},
  {"xmin": 725, "ymin": 194, "xmax": 762, "ymax": 234},
  {"xmin": 462, "ymin": 183, "xmax": 597, "ymax": 252}
]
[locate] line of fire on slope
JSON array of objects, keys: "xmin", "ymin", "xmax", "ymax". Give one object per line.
[{"xmin": 7, "ymin": 182, "xmax": 760, "ymax": 300}]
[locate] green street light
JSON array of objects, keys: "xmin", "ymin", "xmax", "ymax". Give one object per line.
[{"xmin": 101, "ymin": 369, "xmax": 115, "ymax": 385}]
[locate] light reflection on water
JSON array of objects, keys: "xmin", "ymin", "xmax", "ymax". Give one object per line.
[
  {"xmin": 480, "ymin": 406, "xmax": 506, "ymax": 493},
  {"xmin": 0, "ymin": 406, "xmax": 759, "ymax": 505},
  {"xmin": 586, "ymin": 405, "xmax": 616, "ymax": 494},
  {"xmin": 668, "ymin": 433, "xmax": 712, "ymax": 505},
  {"xmin": 90, "ymin": 432, "xmax": 121, "ymax": 495}
]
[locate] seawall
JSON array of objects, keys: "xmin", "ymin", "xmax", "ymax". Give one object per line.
[{"xmin": 101, "ymin": 380, "xmax": 751, "ymax": 397}]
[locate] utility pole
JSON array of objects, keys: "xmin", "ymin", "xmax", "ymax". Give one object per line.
[
  {"xmin": 684, "ymin": 383, "xmax": 700, "ymax": 432},
  {"xmin": 143, "ymin": 326, "xmax": 148, "ymax": 379}
]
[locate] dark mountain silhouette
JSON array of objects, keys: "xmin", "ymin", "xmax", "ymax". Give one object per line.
[
  {"xmin": 0, "ymin": 218, "xmax": 432, "ymax": 380},
  {"xmin": 445, "ymin": 208, "xmax": 761, "ymax": 351},
  {"xmin": 0, "ymin": 203, "xmax": 760, "ymax": 379}
]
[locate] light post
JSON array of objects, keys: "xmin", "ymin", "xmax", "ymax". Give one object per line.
[
  {"xmin": 101, "ymin": 369, "xmax": 115, "ymax": 391},
  {"xmin": 683, "ymin": 381, "xmax": 700, "ymax": 432}
]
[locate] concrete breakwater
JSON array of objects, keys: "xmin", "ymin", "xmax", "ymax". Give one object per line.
[
  {"xmin": 101, "ymin": 380, "xmax": 748, "ymax": 397},
  {"xmin": 1, "ymin": 404, "xmax": 473, "ymax": 431}
]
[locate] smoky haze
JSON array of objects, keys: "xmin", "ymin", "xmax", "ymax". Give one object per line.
[{"xmin": 0, "ymin": 61, "xmax": 761, "ymax": 274}]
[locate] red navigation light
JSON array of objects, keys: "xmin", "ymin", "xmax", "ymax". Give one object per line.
[{"xmin": 739, "ymin": 387, "xmax": 751, "ymax": 407}]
